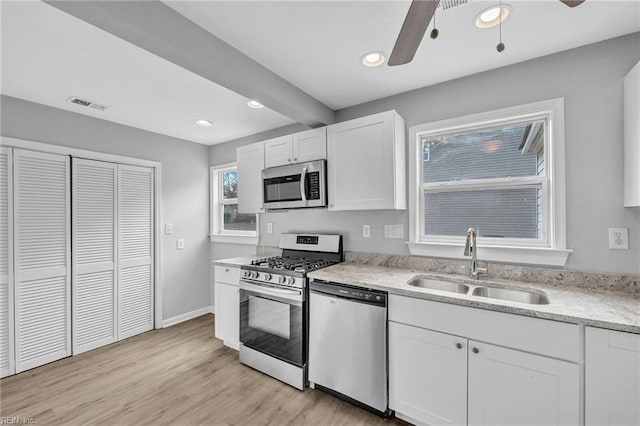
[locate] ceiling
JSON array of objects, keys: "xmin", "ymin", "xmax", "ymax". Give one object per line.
[{"xmin": 2, "ymin": 1, "xmax": 639, "ymax": 145}]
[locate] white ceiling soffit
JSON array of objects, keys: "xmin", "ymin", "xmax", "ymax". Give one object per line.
[
  {"xmin": 43, "ymin": 0, "xmax": 335, "ymax": 128},
  {"xmin": 0, "ymin": 1, "xmax": 297, "ymax": 145},
  {"xmin": 165, "ymin": 0, "xmax": 640, "ymax": 110}
]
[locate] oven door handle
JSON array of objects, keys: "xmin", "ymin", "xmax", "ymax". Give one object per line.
[
  {"xmin": 300, "ymin": 166, "xmax": 307, "ymax": 203},
  {"xmin": 240, "ymin": 280, "xmax": 303, "ymax": 303}
]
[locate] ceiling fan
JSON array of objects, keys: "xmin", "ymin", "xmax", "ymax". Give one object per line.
[{"xmin": 387, "ymin": 0, "xmax": 586, "ymax": 66}]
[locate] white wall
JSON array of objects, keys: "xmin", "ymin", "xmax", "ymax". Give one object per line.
[
  {"xmin": 221, "ymin": 33, "xmax": 640, "ymax": 275},
  {"xmin": 1, "ymin": 95, "xmax": 211, "ymax": 320}
]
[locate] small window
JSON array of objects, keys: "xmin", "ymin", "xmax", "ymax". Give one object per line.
[
  {"xmin": 408, "ymin": 99, "xmax": 571, "ymax": 266},
  {"xmin": 210, "ymin": 164, "xmax": 257, "ymax": 243},
  {"xmin": 421, "ymin": 119, "xmax": 545, "ymax": 242}
]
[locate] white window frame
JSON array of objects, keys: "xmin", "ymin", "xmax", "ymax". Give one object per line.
[
  {"xmin": 407, "ymin": 98, "xmax": 572, "ymax": 266},
  {"xmin": 210, "ymin": 163, "xmax": 258, "ymax": 245}
]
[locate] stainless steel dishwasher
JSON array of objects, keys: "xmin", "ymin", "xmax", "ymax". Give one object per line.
[{"xmin": 308, "ymin": 279, "xmax": 393, "ymax": 417}]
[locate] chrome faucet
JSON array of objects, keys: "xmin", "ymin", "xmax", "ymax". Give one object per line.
[{"xmin": 464, "ymin": 227, "xmax": 488, "ymax": 279}]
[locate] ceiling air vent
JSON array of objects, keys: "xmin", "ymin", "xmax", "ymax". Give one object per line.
[{"xmin": 67, "ymin": 96, "xmax": 109, "ymax": 111}]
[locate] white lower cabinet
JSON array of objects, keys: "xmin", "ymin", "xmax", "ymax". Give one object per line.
[
  {"xmin": 214, "ymin": 265, "xmax": 240, "ymax": 349},
  {"xmin": 585, "ymin": 326, "xmax": 640, "ymax": 426},
  {"xmin": 467, "ymin": 340, "xmax": 579, "ymax": 426},
  {"xmin": 389, "ymin": 322, "xmax": 467, "ymax": 426},
  {"xmin": 389, "ymin": 295, "xmax": 580, "ymax": 426}
]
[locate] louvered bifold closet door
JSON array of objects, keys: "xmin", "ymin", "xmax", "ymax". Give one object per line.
[
  {"xmin": 0, "ymin": 147, "xmax": 15, "ymax": 378},
  {"xmin": 72, "ymin": 159, "xmax": 117, "ymax": 354},
  {"xmin": 14, "ymin": 150, "xmax": 70, "ymax": 372},
  {"xmin": 118, "ymin": 165, "xmax": 153, "ymax": 340}
]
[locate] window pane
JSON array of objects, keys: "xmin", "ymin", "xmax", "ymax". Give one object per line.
[
  {"xmin": 223, "ymin": 204, "xmax": 256, "ymax": 231},
  {"xmin": 424, "ymin": 188, "xmax": 541, "ymax": 239},
  {"xmin": 221, "ymin": 170, "xmax": 238, "ymax": 199},
  {"xmin": 422, "ymin": 120, "xmax": 544, "ymax": 183}
]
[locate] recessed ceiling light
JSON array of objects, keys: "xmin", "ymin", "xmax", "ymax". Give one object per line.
[
  {"xmin": 475, "ymin": 5, "xmax": 511, "ymax": 29},
  {"xmin": 361, "ymin": 51, "xmax": 386, "ymax": 68},
  {"xmin": 247, "ymin": 100, "xmax": 264, "ymax": 109},
  {"xmin": 195, "ymin": 119, "xmax": 213, "ymax": 127}
]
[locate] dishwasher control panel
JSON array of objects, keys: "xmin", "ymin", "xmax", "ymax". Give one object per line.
[{"xmin": 310, "ymin": 280, "xmax": 387, "ymax": 307}]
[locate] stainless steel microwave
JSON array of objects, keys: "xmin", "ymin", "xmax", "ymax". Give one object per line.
[{"xmin": 262, "ymin": 160, "xmax": 327, "ymax": 210}]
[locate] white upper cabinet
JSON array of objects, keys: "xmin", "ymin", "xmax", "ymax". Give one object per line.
[
  {"xmin": 624, "ymin": 61, "xmax": 640, "ymax": 207},
  {"xmin": 264, "ymin": 128, "xmax": 327, "ymax": 168},
  {"xmin": 585, "ymin": 327, "xmax": 640, "ymax": 426},
  {"xmin": 237, "ymin": 141, "xmax": 265, "ymax": 214},
  {"xmin": 327, "ymin": 110, "xmax": 406, "ymax": 211}
]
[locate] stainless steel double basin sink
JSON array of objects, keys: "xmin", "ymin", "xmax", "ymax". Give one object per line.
[{"xmin": 407, "ymin": 276, "xmax": 550, "ymax": 305}]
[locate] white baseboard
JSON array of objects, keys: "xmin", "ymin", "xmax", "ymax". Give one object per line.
[{"xmin": 162, "ymin": 305, "xmax": 214, "ymax": 328}]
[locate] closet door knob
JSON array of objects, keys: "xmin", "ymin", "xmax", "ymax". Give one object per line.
[{"xmin": 472, "ymin": 347, "xmax": 479, "ymax": 354}]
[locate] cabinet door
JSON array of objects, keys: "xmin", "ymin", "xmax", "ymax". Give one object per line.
[
  {"xmin": 293, "ymin": 127, "xmax": 326, "ymax": 163},
  {"xmin": 264, "ymin": 135, "xmax": 293, "ymax": 168},
  {"xmin": 468, "ymin": 341, "xmax": 579, "ymax": 426},
  {"xmin": 0, "ymin": 147, "xmax": 14, "ymax": 378},
  {"xmin": 237, "ymin": 141, "xmax": 265, "ymax": 214},
  {"xmin": 389, "ymin": 322, "xmax": 467, "ymax": 426},
  {"xmin": 585, "ymin": 327, "xmax": 640, "ymax": 426},
  {"xmin": 327, "ymin": 110, "xmax": 404, "ymax": 210},
  {"xmin": 118, "ymin": 165, "xmax": 154, "ymax": 340},
  {"xmin": 14, "ymin": 150, "xmax": 71, "ymax": 373},
  {"xmin": 214, "ymin": 281, "xmax": 239, "ymax": 349},
  {"xmin": 72, "ymin": 159, "xmax": 117, "ymax": 354}
]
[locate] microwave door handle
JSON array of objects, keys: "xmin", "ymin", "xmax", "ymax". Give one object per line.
[{"xmin": 300, "ymin": 166, "xmax": 307, "ymax": 203}]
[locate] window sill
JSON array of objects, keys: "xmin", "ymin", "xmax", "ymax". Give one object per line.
[
  {"xmin": 407, "ymin": 242, "xmax": 572, "ymax": 267},
  {"xmin": 210, "ymin": 234, "xmax": 259, "ymax": 245}
]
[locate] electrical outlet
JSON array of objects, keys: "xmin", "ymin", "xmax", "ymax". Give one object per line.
[
  {"xmin": 267, "ymin": 222, "xmax": 273, "ymax": 234},
  {"xmin": 165, "ymin": 223, "xmax": 173, "ymax": 235},
  {"xmin": 608, "ymin": 228, "xmax": 629, "ymax": 250},
  {"xmin": 177, "ymin": 238, "xmax": 185, "ymax": 250},
  {"xmin": 362, "ymin": 224, "xmax": 371, "ymax": 238}
]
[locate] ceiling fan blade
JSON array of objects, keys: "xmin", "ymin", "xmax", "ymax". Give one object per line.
[
  {"xmin": 559, "ymin": 0, "xmax": 586, "ymax": 7},
  {"xmin": 388, "ymin": 0, "xmax": 440, "ymax": 66}
]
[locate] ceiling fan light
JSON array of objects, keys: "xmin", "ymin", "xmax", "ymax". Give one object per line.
[
  {"xmin": 475, "ymin": 5, "xmax": 511, "ymax": 29},
  {"xmin": 361, "ymin": 51, "xmax": 386, "ymax": 67}
]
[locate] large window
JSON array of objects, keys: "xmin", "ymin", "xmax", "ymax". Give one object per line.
[
  {"xmin": 408, "ymin": 99, "xmax": 571, "ymax": 266},
  {"xmin": 210, "ymin": 163, "xmax": 257, "ymax": 243}
]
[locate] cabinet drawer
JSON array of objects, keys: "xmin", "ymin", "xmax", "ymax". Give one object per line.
[
  {"xmin": 214, "ymin": 265, "xmax": 240, "ymax": 285},
  {"xmin": 389, "ymin": 294, "xmax": 579, "ymax": 362}
]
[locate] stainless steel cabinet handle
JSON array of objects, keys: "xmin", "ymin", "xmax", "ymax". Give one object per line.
[
  {"xmin": 287, "ymin": 158, "xmax": 291, "ymax": 162},
  {"xmin": 294, "ymin": 157, "xmax": 298, "ymax": 161},
  {"xmin": 472, "ymin": 347, "xmax": 479, "ymax": 354},
  {"xmin": 456, "ymin": 343, "xmax": 463, "ymax": 349},
  {"xmin": 225, "ymin": 268, "xmax": 229, "ymax": 272}
]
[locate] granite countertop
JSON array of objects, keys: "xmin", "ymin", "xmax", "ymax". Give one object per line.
[
  {"xmin": 212, "ymin": 256, "xmax": 262, "ymax": 267},
  {"xmin": 308, "ymin": 262, "xmax": 640, "ymax": 334}
]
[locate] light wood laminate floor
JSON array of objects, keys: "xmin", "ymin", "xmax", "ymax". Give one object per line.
[{"xmin": 1, "ymin": 314, "xmax": 408, "ymax": 425}]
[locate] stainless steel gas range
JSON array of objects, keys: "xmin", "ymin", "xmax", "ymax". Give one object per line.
[{"xmin": 239, "ymin": 233, "xmax": 343, "ymax": 390}]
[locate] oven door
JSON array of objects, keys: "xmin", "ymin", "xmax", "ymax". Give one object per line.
[{"xmin": 239, "ymin": 280, "xmax": 305, "ymax": 367}]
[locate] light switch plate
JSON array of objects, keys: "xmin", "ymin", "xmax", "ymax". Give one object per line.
[
  {"xmin": 267, "ymin": 222, "xmax": 273, "ymax": 234},
  {"xmin": 165, "ymin": 223, "xmax": 173, "ymax": 235},
  {"xmin": 608, "ymin": 228, "xmax": 629, "ymax": 250},
  {"xmin": 177, "ymin": 238, "xmax": 185, "ymax": 250},
  {"xmin": 362, "ymin": 224, "xmax": 371, "ymax": 238},
  {"xmin": 384, "ymin": 224, "xmax": 404, "ymax": 239}
]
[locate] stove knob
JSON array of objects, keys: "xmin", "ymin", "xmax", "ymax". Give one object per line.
[
  {"xmin": 287, "ymin": 277, "xmax": 295, "ymax": 285},
  {"xmin": 264, "ymin": 273, "xmax": 272, "ymax": 281},
  {"xmin": 251, "ymin": 271, "xmax": 259, "ymax": 279},
  {"xmin": 278, "ymin": 276, "xmax": 286, "ymax": 284},
  {"xmin": 243, "ymin": 271, "xmax": 250, "ymax": 278}
]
